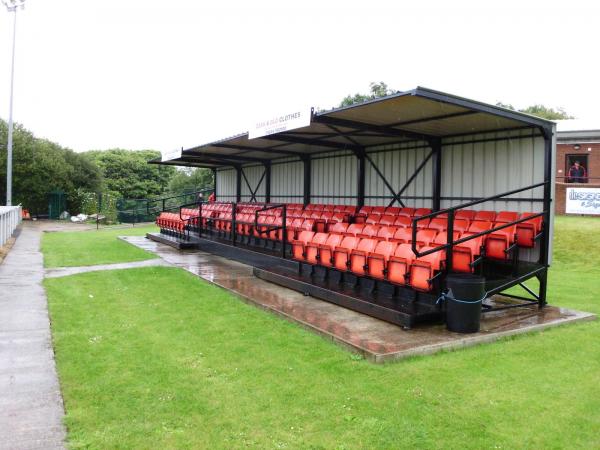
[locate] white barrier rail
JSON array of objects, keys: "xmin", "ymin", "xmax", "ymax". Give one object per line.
[{"xmin": 0, "ymin": 205, "xmax": 22, "ymax": 247}]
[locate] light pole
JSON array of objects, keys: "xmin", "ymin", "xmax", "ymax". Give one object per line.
[{"xmin": 2, "ymin": 0, "xmax": 25, "ymax": 206}]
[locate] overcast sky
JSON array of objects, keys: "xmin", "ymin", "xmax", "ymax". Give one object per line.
[{"xmin": 0, "ymin": 0, "xmax": 598, "ymax": 153}]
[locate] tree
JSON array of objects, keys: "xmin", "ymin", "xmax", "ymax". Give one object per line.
[
  {"xmin": 339, "ymin": 81, "xmax": 396, "ymax": 107},
  {"xmin": 167, "ymin": 168, "xmax": 214, "ymax": 194},
  {"xmin": 496, "ymin": 102, "xmax": 574, "ymax": 120},
  {"xmin": 85, "ymin": 149, "xmax": 176, "ymax": 199},
  {"xmin": 0, "ymin": 119, "xmax": 102, "ymax": 214}
]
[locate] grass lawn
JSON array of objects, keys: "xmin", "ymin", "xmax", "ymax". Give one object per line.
[
  {"xmin": 42, "ymin": 224, "xmax": 158, "ymax": 268},
  {"xmin": 45, "ymin": 216, "xmax": 600, "ymax": 449}
]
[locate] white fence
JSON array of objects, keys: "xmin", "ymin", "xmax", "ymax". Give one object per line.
[{"xmin": 0, "ymin": 206, "xmax": 22, "ymax": 247}]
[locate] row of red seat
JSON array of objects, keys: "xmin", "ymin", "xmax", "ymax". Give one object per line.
[
  {"xmin": 291, "ymin": 231, "xmax": 445, "ymax": 291},
  {"xmin": 157, "ymin": 203, "xmax": 543, "ymax": 255}
]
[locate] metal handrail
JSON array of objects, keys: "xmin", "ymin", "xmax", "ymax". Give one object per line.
[
  {"xmin": 253, "ymin": 203, "xmax": 288, "ymax": 258},
  {"xmin": 410, "ymin": 181, "xmax": 549, "ymax": 272}
]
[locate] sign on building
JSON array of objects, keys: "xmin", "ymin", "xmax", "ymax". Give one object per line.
[
  {"xmin": 566, "ymin": 187, "xmax": 600, "ymax": 215},
  {"xmin": 249, "ymin": 108, "xmax": 312, "ymax": 139},
  {"xmin": 161, "ymin": 148, "xmax": 182, "ymax": 162}
]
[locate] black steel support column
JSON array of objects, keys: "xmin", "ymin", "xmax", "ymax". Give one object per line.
[
  {"xmin": 430, "ymin": 138, "xmax": 442, "ymax": 211},
  {"xmin": 235, "ymin": 166, "xmax": 242, "ymax": 203},
  {"xmin": 538, "ymin": 126, "xmax": 553, "ymax": 307},
  {"xmin": 303, "ymin": 156, "xmax": 311, "ymax": 206},
  {"xmin": 212, "ymin": 168, "xmax": 217, "ymax": 199},
  {"xmin": 355, "ymin": 148, "xmax": 366, "ymax": 208},
  {"xmin": 264, "ymin": 162, "xmax": 271, "ymax": 203}
]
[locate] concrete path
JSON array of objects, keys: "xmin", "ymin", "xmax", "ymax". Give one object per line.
[
  {"xmin": 45, "ymin": 258, "xmax": 170, "ymax": 279},
  {"xmin": 0, "ymin": 223, "xmax": 66, "ymax": 450}
]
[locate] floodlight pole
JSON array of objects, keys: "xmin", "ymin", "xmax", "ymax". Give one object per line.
[{"xmin": 3, "ymin": 0, "xmax": 25, "ymax": 206}]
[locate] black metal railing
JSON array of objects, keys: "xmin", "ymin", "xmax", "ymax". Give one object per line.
[
  {"xmin": 253, "ymin": 204, "xmax": 288, "ymax": 259},
  {"xmin": 410, "ymin": 181, "xmax": 549, "ymax": 275}
]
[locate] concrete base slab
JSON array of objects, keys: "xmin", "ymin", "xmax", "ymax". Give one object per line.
[{"xmin": 121, "ymin": 235, "xmax": 596, "ymax": 363}]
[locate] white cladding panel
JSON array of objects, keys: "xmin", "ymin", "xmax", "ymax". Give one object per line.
[
  {"xmin": 440, "ymin": 130, "xmax": 545, "ymax": 213},
  {"xmin": 311, "ymin": 154, "xmax": 357, "ymax": 205},
  {"xmin": 365, "ymin": 142, "xmax": 433, "ymax": 208},
  {"xmin": 240, "ymin": 165, "xmax": 266, "ymax": 202},
  {"xmin": 271, "ymin": 160, "xmax": 304, "ymax": 203},
  {"xmin": 216, "ymin": 168, "xmax": 236, "ymax": 201}
]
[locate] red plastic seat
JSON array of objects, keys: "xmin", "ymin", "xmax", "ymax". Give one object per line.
[
  {"xmin": 398, "ymin": 207, "xmax": 415, "ymax": 217},
  {"xmin": 517, "ymin": 213, "xmax": 543, "ymax": 248},
  {"xmin": 432, "ymin": 231, "xmax": 461, "ymax": 246},
  {"xmin": 414, "ymin": 208, "xmax": 432, "ymax": 217},
  {"xmin": 385, "ymin": 206, "xmax": 402, "ymax": 215},
  {"xmin": 254, "ymin": 215, "xmax": 275, "ymax": 238},
  {"xmin": 468, "ymin": 220, "xmax": 493, "ymax": 235},
  {"xmin": 365, "ymin": 214, "xmax": 382, "ymax": 225},
  {"xmin": 453, "ymin": 232, "xmax": 485, "ymax": 273},
  {"xmin": 286, "ymin": 217, "xmax": 305, "ymax": 240},
  {"xmin": 323, "ymin": 204, "xmax": 335, "ymax": 212},
  {"xmin": 415, "ymin": 218, "xmax": 431, "ymax": 229},
  {"xmin": 315, "ymin": 212, "xmax": 333, "ymax": 232},
  {"xmin": 291, "ymin": 231, "xmax": 315, "ymax": 261},
  {"xmin": 371, "ymin": 206, "xmax": 386, "ymax": 215},
  {"xmin": 474, "ymin": 210, "xmax": 496, "ymax": 222},
  {"xmin": 495, "ymin": 211, "xmax": 519, "ymax": 223},
  {"xmin": 410, "ymin": 246, "xmax": 445, "ymax": 292},
  {"xmin": 349, "ymin": 238, "xmax": 379, "ymax": 275},
  {"xmin": 329, "ymin": 222, "xmax": 349, "ymax": 234},
  {"xmin": 485, "ymin": 224, "xmax": 517, "ymax": 260},
  {"xmin": 453, "ymin": 218, "xmax": 470, "ymax": 234},
  {"xmin": 310, "ymin": 211, "xmax": 323, "ymax": 220},
  {"xmin": 378, "ymin": 215, "xmax": 396, "ymax": 226},
  {"xmin": 332, "ymin": 236, "xmax": 361, "ymax": 271},
  {"xmin": 344, "ymin": 223, "xmax": 365, "ymax": 236},
  {"xmin": 394, "ymin": 216, "xmax": 412, "ymax": 228},
  {"xmin": 391, "ymin": 227, "xmax": 413, "ymax": 244},
  {"xmin": 304, "ymin": 232, "xmax": 329, "ymax": 264},
  {"xmin": 318, "ymin": 233, "xmax": 344, "ymax": 267},
  {"xmin": 428, "ymin": 217, "xmax": 447, "ymax": 232},
  {"xmin": 357, "ymin": 224, "xmax": 380, "ymax": 238},
  {"xmin": 415, "ymin": 229, "xmax": 437, "ymax": 247},
  {"xmin": 367, "ymin": 241, "xmax": 398, "ymax": 280},
  {"xmin": 344, "ymin": 205, "xmax": 357, "ymax": 215},
  {"xmin": 455, "ymin": 210, "xmax": 477, "ymax": 221},
  {"xmin": 358, "ymin": 206, "xmax": 372, "ymax": 215},
  {"xmin": 387, "ymin": 244, "xmax": 416, "ymax": 285},
  {"xmin": 376, "ymin": 226, "xmax": 397, "ymax": 241}
]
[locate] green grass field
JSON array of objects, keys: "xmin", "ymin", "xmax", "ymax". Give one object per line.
[
  {"xmin": 44, "ymin": 216, "xmax": 600, "ymax": 449},
  {"xmin": 42, "ymin": 224, "xmax": 157, "ymax": 268}
]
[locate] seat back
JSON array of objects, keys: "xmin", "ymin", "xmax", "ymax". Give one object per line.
[
  {"xmin": 345, "ymin": 223, "xmax": 365, "ymax": 236},
  {"xmin": 495, "ymin": 211, "xmax": 519, "ymax": 223},
  {"xmin": 379, "ymin": 214, "xmax": 396, "ymax": 226},
  {"xmin": 392, "ymin": 227, "xmax": 413, "ymax": 243},
  {"xmin": 474, "ymin": 210, "xmax": 496, "ymax": 222}
]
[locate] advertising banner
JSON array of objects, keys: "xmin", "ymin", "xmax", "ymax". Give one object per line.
[
  {"xmin": 161, "ymin": 148, "xmax": 182, "ymax": 162},
  {"xmin": 566, "ymin": 187, "xmax": 600, "ymax": 215},
  {"xmin": 249, "ymin": 108, "xmax": 312, "ymax": 139}
]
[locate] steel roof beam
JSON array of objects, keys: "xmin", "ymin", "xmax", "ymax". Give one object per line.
[
  {"xmin": 313, "ymin": 115, "xmax": 433, "ymax": 141},
  {"xmin": 260, "ymin": 133, "xmax": 361, "ymax": 151},
  {"xmin": 211, "ymin": 143, "xmax": 305, "ymax": 157},
  {"xmin": 183, "ymin": 152, "xmax": 270, "ymax": 164}
]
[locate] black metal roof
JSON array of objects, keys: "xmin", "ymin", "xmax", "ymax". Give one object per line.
[{"xmin": 150, "ymin": 87, "xmax": 555, "ymax": 169}]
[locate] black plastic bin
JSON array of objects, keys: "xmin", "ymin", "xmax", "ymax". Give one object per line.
[{"xmin": 445, "ymin": 274, "xmax": 486, "ymax": 333}]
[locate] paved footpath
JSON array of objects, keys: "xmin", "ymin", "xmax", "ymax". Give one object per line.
[{"xmin": 0, "ymin": 223, "xmax": 66, "ymax": 450}]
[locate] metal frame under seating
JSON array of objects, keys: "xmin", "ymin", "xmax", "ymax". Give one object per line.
[{"xmin": 150, "ymin": 192, "xmax": 549, "ymax": 327}]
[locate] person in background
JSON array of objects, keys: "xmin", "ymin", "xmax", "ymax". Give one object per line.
[
  {"xmin": 208, "ymin": 192, "xmax": 216, "ymax": 202},
  {"xmin": 568, "ymin": 161, "xmax": 587, "ymax": 183},
  {"xmin": 196, "ymin": 191, "xmax": 204, "ymax": 204}
]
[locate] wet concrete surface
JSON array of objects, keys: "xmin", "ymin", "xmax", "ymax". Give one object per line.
[
  {"xmin": 0, "ymin": 222, "xmax": 66, "ymax": 449},
  {"xmin": 122, "ymin": 235, "xmax": 596, "ymax": 363},
  {"xmin": 45, "ymin": 258, "xmax": 170, "ymax": 278}
]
